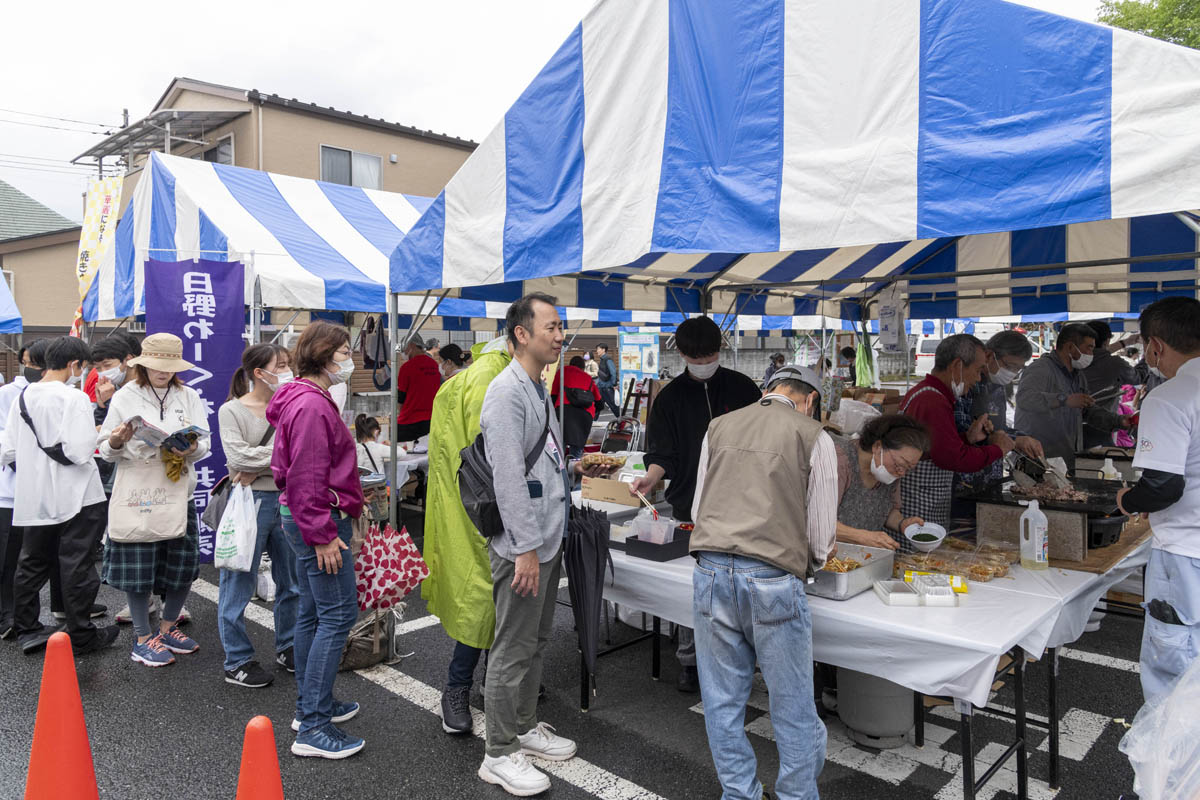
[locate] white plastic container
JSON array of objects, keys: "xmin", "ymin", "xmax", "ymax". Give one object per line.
[
  {"xmin": 873, "ymin": 580, "xmax": 920, "ymax": 606},
  {"xmin": 1102, "ymin": 458, "xmax": 1120, "ymax": 481},
  {"xmin": 1019, "ymin": 499, "xmax": 1049, "ymax": 571}
]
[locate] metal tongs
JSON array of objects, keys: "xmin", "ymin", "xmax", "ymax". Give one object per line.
[{"xmin": 1009, "ymin": 451, "xmax": 1072, "ymax": 489}]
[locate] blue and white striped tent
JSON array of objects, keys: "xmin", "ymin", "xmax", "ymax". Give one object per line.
[
  {"xmin": 0, "ymin": 275, "xmax": 21, "ymax": 334},
  {"xmin": 83, "ymin": 151, "xmax": 445, "ymax": 320},
  {"xmin": 389, "ymin": 0, "xmax": 1200, "ymax": 322}
]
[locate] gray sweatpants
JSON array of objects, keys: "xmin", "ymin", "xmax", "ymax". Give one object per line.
[{"xmin": 485, "ymin": 543, "xmax": 563, "ymax": 757}]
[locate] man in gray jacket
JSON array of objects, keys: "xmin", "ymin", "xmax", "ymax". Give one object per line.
[
  {"xmin": 1015, "ymin": 323, "xmax": 1130, "ymax": 470},
  {"xmin": 477, "ymin": 293, "xmax": 614, "ymax": 797}
]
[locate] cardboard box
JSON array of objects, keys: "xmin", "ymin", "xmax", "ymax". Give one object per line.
[{"xmin": 581, "ymin": 476, "xmax": 665, "ymax": 507}]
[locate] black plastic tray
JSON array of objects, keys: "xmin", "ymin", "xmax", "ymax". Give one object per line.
[
  {"xmin": 957, "ymin": 476, "xmax": 1122, "ymax": 516},
  {"xmin": 625, "ymin": 528, "xmax": 693, "ymax": 562}
]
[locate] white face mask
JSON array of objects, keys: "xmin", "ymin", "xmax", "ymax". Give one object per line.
[
  {"xmin": 66, "ymin": 367, "xmax": 82, "ymax": 387},
  {"xmin": 1069, "ymin": 345, "xmax": 1093, "ymax": 370},
  {"xmin": 951, "ymin": 363, "xmax": 966, "ymax": 399},
  {"xmin": 870, "ymin": 448, "xmax": 899, "ymax": 485},
  {"xmin": 100, "ymin": 366, "xmax": 125, "ymax": 386},
  {"xmin": 327, "ymin": 357, "xmax": 355, "ymax": 385},
  {"xmin": 991, "ymin": 366, "xmax": 1018, "ymax": 386},
  {"xmin": 1147, "ymin": 341, "xmax": 1166, "ymax": 379},
  {"xmin": 687, "ymin": 359, "xmax": 719, "ymax": 381},
  {"xmin": 262, "ymin": 368, "xmax": 294, "ymax": 392}
]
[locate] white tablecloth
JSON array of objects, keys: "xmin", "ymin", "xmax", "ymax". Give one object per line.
[
  {"xmin": 391, "ymin": 452, "xmax": 430, "ymax": 488},
  {"xmin": 596, "ymin": 525, "xmax": 1150, "ymax": 708}
]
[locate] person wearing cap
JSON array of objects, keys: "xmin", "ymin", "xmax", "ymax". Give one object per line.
[
  {"xmin": 98, "ymin": 332, "xmax": 211, "ymax": 668},
  {"xmin": 629, "ymin": 316, "xmax": 761, "ymax": 693},
  {"xmin": 395, "ymin": 334, "xmax": 442, "ymax": 443},
  {"xmin": 689, "ymin": 363, "xmax": 838, "ymax": 800}
]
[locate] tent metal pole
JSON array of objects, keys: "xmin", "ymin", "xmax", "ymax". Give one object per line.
[
  {"xmin": 412, "ymin": 290, "xmax": 449, "ymax": 335},
  {"xmin": 388, "ymin": 291, "xmax": 400, "ymax": 531},
  {"xmin": 1176, "ymin": 212, "xmax": 1200, "ymax": 238},
  {"xmin": 249, "ymin": 253, "xmax": 261, "ymax": 344},
  {"xmin": 718, "ymin": 248, "xmax": 1200, "ymax": 293},
  {"xmin": 269, "ymin": 310, "xmax": 303, "ymax": 343}
]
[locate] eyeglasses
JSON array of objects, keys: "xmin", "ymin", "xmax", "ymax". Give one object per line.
[{"xmin": 883, "ymin": 448, "xmax": 918, "ymax": 476}]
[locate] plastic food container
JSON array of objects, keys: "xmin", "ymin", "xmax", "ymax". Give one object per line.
[
  {"xmin": 913, "ymin": 574, "xmax": 960, "ymax": 607},
  {"xmin": 873, "ymin": 580, "xmax": 920, "ymax": 606},
  {"xmin": 809, "ymin": 544, "xmax": 895, "ymax": 601},
  {"xmin": 904, "ymin": 522, "xmax": 948, "ymax": 552}
]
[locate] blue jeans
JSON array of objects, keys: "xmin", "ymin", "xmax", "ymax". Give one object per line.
[
  {"xmin": 217, "ymin": 491, "xmax": 300, "ymax": 671},
  {"xmin": 283, "ymin": 511, "xmax": 357, "ymax": 734},
  {"xmin": 1141, "ymin": 548, "xmax": 1200, "ymax": 702},
  {"xmin": 693, "ymin": 552, "xmax": 826, "ymax": 800}
]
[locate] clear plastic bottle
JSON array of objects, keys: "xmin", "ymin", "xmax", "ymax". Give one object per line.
[
  {"xmin": 1102, "ymin": 458, "xmax": 1120, "ymax": 481},
  {"xmin": 1020, "ymin": 500, "xmax": 1049, "ymax": 570}
]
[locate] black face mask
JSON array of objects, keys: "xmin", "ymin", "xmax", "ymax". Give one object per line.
[{"xmin": 22, "ymin": 367, "xmax": 42, "ymax": 384}]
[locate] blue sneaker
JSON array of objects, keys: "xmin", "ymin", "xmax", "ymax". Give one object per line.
[
  {"xmin": 291, "ymin": 700, "xmax": 360, "ymax": 732},
  {"xmin": 130, "ymin": 635, "xmax": 176, "ymax": 667},
  {"xmin": 290, "ymin": 722, "xmax": 364, "ymax": 760},
  {"xmin": 158, "ymin": 625, "xmax": 199, "ymax": 654}
]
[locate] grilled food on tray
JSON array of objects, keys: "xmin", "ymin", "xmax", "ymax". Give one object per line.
[
  {"xmin": 1011, "ymin": 483, "xmax": 1088, "ymax": 503},
  {"xmin": 823, "ymin": 556, "xmax": 862, "ymax": 573},
  {"xmin": 581, "ymin": 453, "xmax": 628, "ymax": 469}
]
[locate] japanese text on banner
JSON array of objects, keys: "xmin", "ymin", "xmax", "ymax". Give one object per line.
[{"xmin": 145, "ymin": 259, "xmax": 245, "ymax": 561}]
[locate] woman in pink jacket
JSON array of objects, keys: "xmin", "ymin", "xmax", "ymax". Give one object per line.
[{"xmin": 267, "ymin": 321, "xmax": 365, "ymax": 760}]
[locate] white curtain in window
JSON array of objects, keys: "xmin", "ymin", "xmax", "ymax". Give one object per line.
[{"xmin": 351, "ymin": 152, "xmax": 382, "ymax": 190}]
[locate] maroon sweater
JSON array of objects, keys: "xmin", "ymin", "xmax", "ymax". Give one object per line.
[{"xmin": 900, "ymin": 375, "xmax": 1002, "ymax": 473}]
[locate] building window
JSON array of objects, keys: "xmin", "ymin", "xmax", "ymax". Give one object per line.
[
  {"xmin": 320, "ymin": 145, "xmax": 381, "ymax": 189},
  {"xmin": 203, "ymin": 135, "xmax": 234, "ymax": 165}
]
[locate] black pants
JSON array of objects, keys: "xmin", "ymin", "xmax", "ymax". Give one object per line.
[
  {"xmin": 14, "ymin": 502, "xmax": 107, "ymax": 647},
  {"xmin": 0, "ymin": 508, "xmax": 64, "ymax": 627},
  {"xmin": 597, "ymin": 385, "xmax": 621, "ymax": 418},
  {"xmin": 395, "ymin": 420, "xmax": 431, "ymax": 443}
]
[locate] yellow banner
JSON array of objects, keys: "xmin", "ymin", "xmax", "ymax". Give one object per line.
[{"xmin": 72, "ymin": 176, "xmax": 123, "ymax": 335}]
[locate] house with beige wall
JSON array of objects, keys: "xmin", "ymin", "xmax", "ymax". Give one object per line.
[{"xmin": 4, "ymin": 77, "xmax": 474, "ymax": 335}]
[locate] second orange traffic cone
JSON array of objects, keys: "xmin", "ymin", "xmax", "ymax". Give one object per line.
[
  {"xmin": 236, "ymin": 715, "xmax": 285, "ymax": 800},
  {"xmin": 24, "ymin": 631, "xmax": 98, "ymax": 800}
]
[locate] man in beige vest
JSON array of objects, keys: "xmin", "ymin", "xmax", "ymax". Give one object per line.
[{"xmin": 690, "ymin": 365, "xmax": 837, "ymax": 800}]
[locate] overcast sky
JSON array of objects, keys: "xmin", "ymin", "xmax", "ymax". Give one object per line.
[{"xmin": 2, "ymin": 0, "xmax": 1101, "ymax": 223}]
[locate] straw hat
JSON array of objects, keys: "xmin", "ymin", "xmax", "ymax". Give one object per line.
[{"xmin": 129, "ymin": 332, "xmax": 196, "ymax": 373}]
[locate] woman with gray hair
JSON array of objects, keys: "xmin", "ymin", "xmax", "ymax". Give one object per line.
[{"xmin": 954, "ymin": 331, "xmax": 1045, "ymax": 493}]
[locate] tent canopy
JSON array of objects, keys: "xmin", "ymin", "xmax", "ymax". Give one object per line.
[
  {"xmin": 84, "ymin": 151, "xmax": 437, "ymax": 321},
  {"xmin": 0, "ymin": 276, "xmax": 21, "ymax": 334},
  {"xmin": 389, "ymin": 0, "xmax": 1200, "ymax": 321}
]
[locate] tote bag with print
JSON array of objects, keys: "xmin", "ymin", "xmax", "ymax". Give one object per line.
[{"xmin": 108, "ymin": 459, "xmax": 189, "ymax": 543}]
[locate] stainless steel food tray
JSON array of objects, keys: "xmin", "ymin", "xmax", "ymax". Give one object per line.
[{"xmin": 808, "ymin": 544, "xmax": 895, "ymax": 601}]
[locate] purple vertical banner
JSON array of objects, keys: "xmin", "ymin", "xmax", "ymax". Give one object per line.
[{"xmin": 145, "ymin": 259, "xmax": 245, "ymax": 561}]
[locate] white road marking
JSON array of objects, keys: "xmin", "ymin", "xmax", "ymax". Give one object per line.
[
  {"xmin": 1035, "ymin": 709, "xmax": 1112, "ymax": 761},
  {"xmin": 932, "ymin": 742, "xmax": 1059, "ymax": 800},
  {"xmin": 191, "ymin": 578, "xmax": 665, "ymax": 800},
  {"xmin": 1060, "ymin": 647, "xmax": 1140, "ymax": 674},
  {"xmin": 397, "ymin": 614, "xmax": 442, "ymax": 635}
]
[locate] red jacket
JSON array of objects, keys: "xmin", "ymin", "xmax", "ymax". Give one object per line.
[
  {"xmin": 900, "ymin": 375, "xmax": 1002, "ymax": 474},
  {"xmin": 396, "ymin": 353, "xmax": 442, "ymax": 425},
  {"xmin": 551, "ymin": 365, "xmax": 602, "ymax": 417}
]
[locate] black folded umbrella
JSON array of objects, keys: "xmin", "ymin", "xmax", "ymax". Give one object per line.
[{"xmin": 565, "ymin": 505, "xmax": 613, "ymax": 687}]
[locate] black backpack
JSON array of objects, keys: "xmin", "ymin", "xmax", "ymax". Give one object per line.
[{"xmin": 458, "ymin": 407, "xmax": 551, "ymax": 538}]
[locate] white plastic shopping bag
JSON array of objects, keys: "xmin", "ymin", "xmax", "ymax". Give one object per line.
[{"xmin": 214, "ymin": 484, "xmax": 259, "ymax": 572}]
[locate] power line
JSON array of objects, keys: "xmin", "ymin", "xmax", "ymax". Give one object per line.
[
  {"xmin": 0, "ymin": 152, "xmax": 93, "ymax": 165},
  {"xmin": 0, "ymin": 107, "xmax": 115, "ymax": 129},
  {"xmin": 0, "ymin": 162, "xmax": 119, "ymax": 178},
  {"xmin": 0, "ymin": 118, "xmax": 111, "ymax": 135},
  {"xmin": 0, "ymin": 155, "xmax": 112, "ymax": 172}
]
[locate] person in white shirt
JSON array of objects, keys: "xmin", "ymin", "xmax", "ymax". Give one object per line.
[
  {"xmin": 1116, "ymin": 297, "xmax": 1200, "ymax": 702},
  {"xmin": 0, "ymin": 341, "xmax": 44, "ymax": 639},
  {"xmin": 0, "ymin": 337, "xmax": 118, "ymax": 655},
  {"xmin": 99, "ymin": 332, "xmax": 211, "ymax": 668},
  {"xmin": 354, "ymin": 414, "xmax": 391, "ymax": 474}
]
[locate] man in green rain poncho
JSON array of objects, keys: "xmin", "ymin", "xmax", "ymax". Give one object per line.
[{"xmin": 425, "ymin": 335, "xmax": 513, "ymax": 735}]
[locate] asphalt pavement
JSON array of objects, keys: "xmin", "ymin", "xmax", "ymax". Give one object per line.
[{"xmin": 0, "ymin": 519, "xmax": 1150, "ymax": 800}]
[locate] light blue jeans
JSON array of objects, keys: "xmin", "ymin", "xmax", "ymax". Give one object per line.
[
  {"xmin": 284, "ymin": 511, "xmax": 357, "ymax": 734},
  {"xmin": 217, "ymin": 490, "xmax": 299, "ymax": 672},
  {"xmin": 693, "ymin": 552, "xmax": 826, "ymax": 800},
  {"xmin": 1141, "ymin": 548, "xmax": 1200, "ymax": 702}
]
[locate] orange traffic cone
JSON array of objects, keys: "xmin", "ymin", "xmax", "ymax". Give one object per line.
[
  {"xmin": 236, "ymin": 716, "xmax": 285, "ymax": 800},
  {"xmin": 25, "ymin": 631, "xmax": 98, "ymax": 800}
]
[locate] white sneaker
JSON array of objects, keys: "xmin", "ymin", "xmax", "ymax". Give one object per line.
[
  {"xmin": 478, "ymin": 753, "xmax": 550, "ymax": 797},
  {"xmin": 115, "ymin": 596, "xmax": 163, "ymax": 625},
  {"xmin": 518, "ymin": 722, "xmax": 577, "ymax": 762}
]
